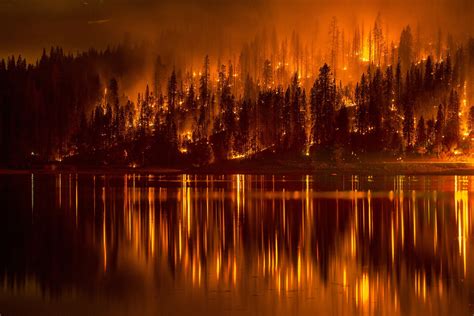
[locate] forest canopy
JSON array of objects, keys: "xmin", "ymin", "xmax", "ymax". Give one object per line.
[{"xmin": 1, "ymin": 18, "xmax": 474, "ymax": 167}]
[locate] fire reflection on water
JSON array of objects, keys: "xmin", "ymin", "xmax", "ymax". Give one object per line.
[{"xmin": 1, "ymin": 174, "xmax": 473, "ymax": 315}]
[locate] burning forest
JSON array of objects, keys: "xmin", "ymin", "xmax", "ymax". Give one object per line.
[
  {"xmin": 1, "ymin": 9, "xmax": 474, "ymax": 169},
  {"xmin": 3, "ymin": 2, "xmax": 474, "ymax": 316}
]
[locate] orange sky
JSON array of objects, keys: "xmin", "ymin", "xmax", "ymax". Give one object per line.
[{"xmin": 0, "ymin": 0, "xmax": 473, "ymax": 60}]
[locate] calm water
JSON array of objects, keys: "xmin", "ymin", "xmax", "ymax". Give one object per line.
[{"xmin": 0, "ymin": 173, "xmax": 473, "ymax": 315}]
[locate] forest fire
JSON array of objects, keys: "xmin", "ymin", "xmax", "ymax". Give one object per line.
[
  {"xmin": 2, "ymin": 1, "xmax": 474, "ymax": 316},
  {"xmin": 0, "ymin": 2, "xmax": 472, "ymax": 171},
  {"xmin": 230, "ymin": 154, "xmax": 246, "ymax": 160}
]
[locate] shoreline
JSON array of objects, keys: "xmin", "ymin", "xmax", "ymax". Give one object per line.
[{"xmin": 2, "ymin": 160, "xmax": 474, "ymax": 176}]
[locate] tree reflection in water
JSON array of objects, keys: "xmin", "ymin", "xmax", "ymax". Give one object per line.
[{"xmin": 0, "ymin": 174, "xmax": 472, "ymax": 315}]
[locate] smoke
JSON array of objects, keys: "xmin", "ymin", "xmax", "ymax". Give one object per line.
[
  {"xmin": 1, "ymin": 0, "xmax": 473, "ymax": 99},
  {"xmin": 1, "ymin": 0, "xmax": 473, "ymax": 60}
]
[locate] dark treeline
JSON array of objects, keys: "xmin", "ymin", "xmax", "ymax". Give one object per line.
[
  {"xmin": 0, "ymin": 45, "xmax": 149, "ymax": 166},
  {"xmin": 1, "ymin": 31, "xmax": 474, "ymax": 167}
]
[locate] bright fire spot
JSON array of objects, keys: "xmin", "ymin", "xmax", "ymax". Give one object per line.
[
  {"xmin": 230, "ymin": 153, "xmax": 247, "ymax": 160},
  {"xmin": 182, "ymin": 131, "xmax": 192, "ymax": 140}
]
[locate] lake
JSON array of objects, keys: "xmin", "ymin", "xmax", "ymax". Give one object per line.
[{"xmin": 0, "ymin": 173, "xmax": 472, "ymax": 315}]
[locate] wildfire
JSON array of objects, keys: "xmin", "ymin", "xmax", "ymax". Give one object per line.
[
  {"xmin": 230, "ymin": 153, "xmax": 248, "ymax": 160},
  {"xmin": 360, "ymin": 44, "xmax": 370, "ymax": 62}
]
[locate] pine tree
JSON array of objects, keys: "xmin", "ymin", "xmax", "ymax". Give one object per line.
[
  {"xmin": 424, "ymin": 56, "xmax": 434, "ymax": 91},
  {"xmin": 399, "ymin": 26, "xmax": 413, "ymax": 72},
  {"xmin": 416, "ymin": 116, "xmax": 426, "ymax": 150},
  {"xmin": 444, "ymin": 90, "xmax": 460, "ymax": 150},
  {"xmin": 403, "ymin": 102, "xmax": 415, "ymax": 150},
  {"xmin": 369, "ymin": 68, "xmax": 383, "ymax": 134},
  {"xmin": 355, "ymin": 74, "xmax": 369, "ymax": 136},
  {"xmin": 434, "ymin": 104, "xmax": 445, "ymax": 154},
  {"xmin": 426, "ymin": 118, "xmax": 435, "ymax": 151},
  {"xmin": 263, "ymin": 59, "xmax": 273, "ymax": 90},
  {"xmin": 311, "ymin": 64, "xmax": 336, "ymax": 149},
  {"xmin": 289, "ymin": 73, "xmax": 305, "ymax": 152},
  {"xmin": 335, "ymin": 105, "xmax": 350, "ymax": 146}
]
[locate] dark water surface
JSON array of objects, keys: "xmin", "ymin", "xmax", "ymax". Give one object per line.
[{"xmin": 0, "ymin": 173, "xmax": 473, "ymax": 315}]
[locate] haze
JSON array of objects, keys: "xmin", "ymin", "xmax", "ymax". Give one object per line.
[{"xmin": 1, "ymin": 0, "xmax": 473, "ymax": 60}]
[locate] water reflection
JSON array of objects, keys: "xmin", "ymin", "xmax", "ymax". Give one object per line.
[{"xmin": 0, "ymin": 174, "xmax": 473, "ymax": 315}]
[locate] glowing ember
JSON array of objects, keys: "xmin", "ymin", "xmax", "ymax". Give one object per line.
[{"xmin": 230, "ymin": 153, "xmax": 248, "ymax": 160}]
